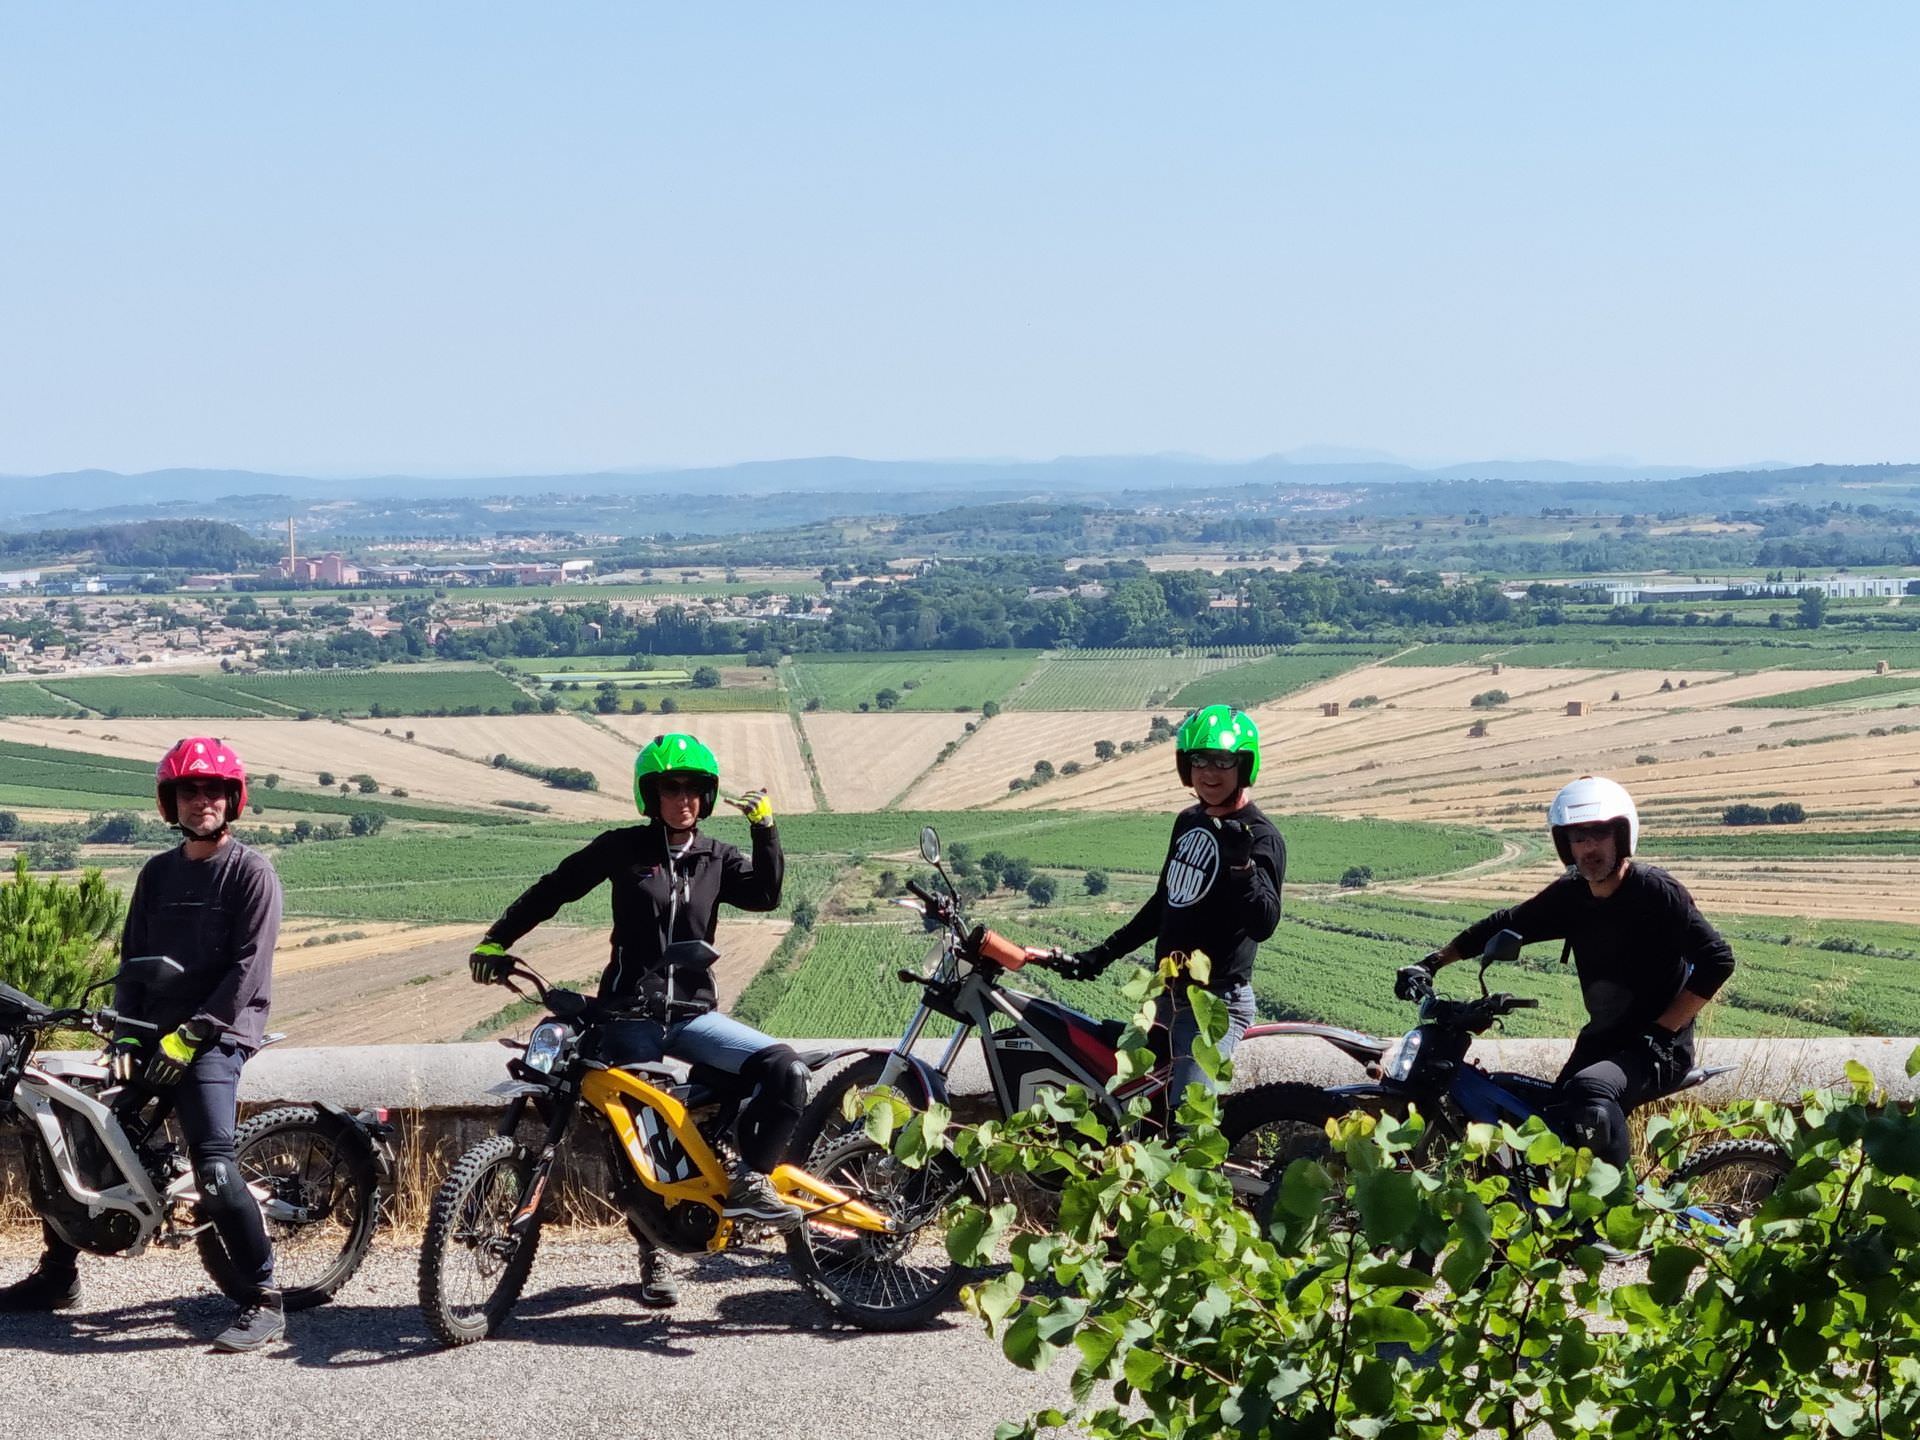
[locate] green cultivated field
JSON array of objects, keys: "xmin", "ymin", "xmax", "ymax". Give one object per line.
[
  {"xmin": 563, "ymin": 688, "xmax": 786, "ymax": 712},
  {"xmin": 0, "ymin": 682, "xmax": 74, "ymax": 715},
  {"xmin": 40, "ymin": 676, "xmax": 270, "ymax": 717},
  {"xmin": 1647, "ymin": 830, "xmax": 1920, "ymax": 859},
  {"xmin": 658, "ymin": 809, "xmax": 1499, "ymax": 884},
  {"xmin": 1007, "ymin": 650, "xmax": 1258, "ymax": 711},
  {"xmin": 501, "ymin": 653, "xmax": 767, "ymax": 675},
  {"xmin": 740, "ymin": 888, "xmax": 1920, "ymax": 1040},
  {"xmin": 785, "ymin": 652, "xmax": 1040, "ymax": 712},
  {"xmin": 1732, "ymin": 674, "xmax": 1920, "ymax": 709},
  {"xmin": 37, "ymin": 665, "xmax": 530, "ymax": 718},
  {"xmin": 273, "ymin": 827, "xmax": 841, "ymax": 925},
  {"xmin": 1169, "ymin": 649, "xmax": 1387, "ymax": 709}
]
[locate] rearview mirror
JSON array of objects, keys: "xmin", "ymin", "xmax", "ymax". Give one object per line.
[
  {"xmin": 91, "ymin": 955, "xmax": 185, "ymax": 995},
  {"xmin": 919, "ymin": 825, "xmax": 942, "ymax": 866},
  {"xmin": 1480, "ymin": 929, "xmax": 1524, "ymax": 965}
]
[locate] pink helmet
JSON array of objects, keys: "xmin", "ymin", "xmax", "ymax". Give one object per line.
[{"xmin": 156, "ymin": 736, "xmax": 249, "ymax": 825}]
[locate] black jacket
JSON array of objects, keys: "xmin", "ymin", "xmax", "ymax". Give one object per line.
[
  {"xmin": 483, "ymin": 821, "xmax": 784, "ymax": 1003},
  {"xmin": 1091, "ymin": 802, "xmax": 1285, "ymax": 993},
  {"xmin": 116, "ymin": 840, "xmax": 281, "ymax": 1052},
  {"xmin": 1448, "ymin": 862, "xmax": 1735, "ymax": 1046}
]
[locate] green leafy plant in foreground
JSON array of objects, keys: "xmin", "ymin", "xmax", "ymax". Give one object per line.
[{"xmin": 899, "ymin": 961, "xmax": 1920, "ymax": 1437}]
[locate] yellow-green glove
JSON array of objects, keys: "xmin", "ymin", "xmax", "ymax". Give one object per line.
[
  {"xmin": 730, "ymin": 789, "xmax": 774, "ymax": 827},
  {"xmin": 145, "ymin": 1025, "xmax": 206, "ymax": 1087},
  {"xmin": 470, "ymin": 939, "xmax": 512, "ymax": 985}
]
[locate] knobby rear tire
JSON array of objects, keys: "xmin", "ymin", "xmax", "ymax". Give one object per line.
[
  {"xmin": 417, "ymin": 1135, "xmax": 545, "ymax": 1347},
  {"xmin": 197, "ymin": 1105, "xmax": 380, "ymax": 1312},
  {"xmin": 1666, "ymin": 1138, "xmax": 1790, "ymax": 1232}
]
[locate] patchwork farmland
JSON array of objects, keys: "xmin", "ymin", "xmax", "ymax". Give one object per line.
[{"xmin": 10, "ymin": 640, "xmax": 1920, "ymax": 1041}]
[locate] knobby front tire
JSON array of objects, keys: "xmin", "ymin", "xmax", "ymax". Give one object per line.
[
  {"xmin": 789, "ymin": 1053, "xmax": 921, "ymax": 1168},
  {"xmin": 417, "ymin": 1135, "xmax": 545, "ymax": 1347},
  {"xmin": 197, "ymin": 1105, "xmax": 380, "ymax": 1312},
  {"xmin": 786, "ymin": 1134, "xmax": 968, "ymax": 1331}
]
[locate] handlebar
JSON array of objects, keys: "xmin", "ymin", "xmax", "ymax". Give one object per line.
[{"xmin": 904, "ymin": 879, "xmax": 939, "ymax": 909}]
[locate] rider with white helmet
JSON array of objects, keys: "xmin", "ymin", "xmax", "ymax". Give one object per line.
[{"xmin": 1399, "ymin": 775, "xmax": 1735, "ymax": 1171}]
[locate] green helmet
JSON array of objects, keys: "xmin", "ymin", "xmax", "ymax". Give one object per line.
[
  {"xmin": 634, "ymin": 732, "xmax": 720, "ymax": 821},
  {"xmin": 1175, "ymin": 704, "xmax": 1261, "ymax": 788}
]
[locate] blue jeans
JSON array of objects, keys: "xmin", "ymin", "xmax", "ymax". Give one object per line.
[
  {"xmin": 589, "ymin": 1010, "xmax": 782, "ymax": 1072},
  {"xmin": 1158, "ymin": 982, "xmax": 1258, "ymax": 1107}
]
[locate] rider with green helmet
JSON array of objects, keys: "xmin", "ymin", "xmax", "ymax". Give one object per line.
[
  {"xmin": 1052, "ymin": 704, "xmax": 1286, "ymax": 1107},
  {"xmin": 468, "ymin": 732, "xmax": 802, "ymax": 1306}
]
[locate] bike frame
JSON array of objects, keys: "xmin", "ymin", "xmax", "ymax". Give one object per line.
[
  {"xmin": 864, "ymin": 931, "xmax": 1392, "ymax": 1129},
  {"xmin": 11, "ymin": 1055, "xmax": 177, "ymax": 1253},
  {"xmin": 496, "ymin": 1038, "xmax": 895, "ymax": 1251}
]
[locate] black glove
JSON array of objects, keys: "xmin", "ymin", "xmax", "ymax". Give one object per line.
[
  {"xmin": 1640, "ymin": 1026, "xmax": 1685, "ymax": 1079},
  {"xmin": 1054, "ymin": 945, "xmax": 1112, "ymax": 982},
  {"xmin": 470, "ymin": 940, "xmax": 513, "ymax": 986},
  {"xmin": 1394, "ymin": 958, "xmax": 1438, "ymax": 1002},
  {"xmin": 1213, "ymin": 817, "xmax": 1255, "ymax": 870}
]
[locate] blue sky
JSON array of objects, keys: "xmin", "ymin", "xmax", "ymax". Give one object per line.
[{"xmin": 2, "ymin": 4, "xmax": 1915, "ymax": 476}]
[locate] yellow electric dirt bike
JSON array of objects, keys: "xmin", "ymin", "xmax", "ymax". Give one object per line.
[{"xmin": 417, "ymin": 954, "xmax": 970, "ymax": 1344}]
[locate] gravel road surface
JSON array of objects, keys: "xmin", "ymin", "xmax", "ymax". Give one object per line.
[{"xmin": 0, "ymin": 1235, "xmax": 1068, "ymax": 1440}]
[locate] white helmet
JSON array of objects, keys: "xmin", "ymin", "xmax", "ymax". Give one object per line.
[{"xmin": 1548, "ymin": 775, "xmax": 1638, "ymax": 865}]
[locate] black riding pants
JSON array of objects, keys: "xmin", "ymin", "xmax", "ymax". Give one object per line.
[
  {"xmin": 1545, "ymin": 1030, "xmax": 1692, "ymax": 1171},
  {"xmin": 43, "ymin": 1042, "xmax": 274, "ymax": 1291}
]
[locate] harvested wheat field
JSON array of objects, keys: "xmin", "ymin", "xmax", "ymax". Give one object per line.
[
  {"xmin": 976, "ymin": 664, "xmax": 1920, "ymax": 824},
  {"xmin": 272, "ymin": 916, "xmax": 790, "ymax": 1045},
  {"xmin": 800, "ymin": 711, "xmax": 975, "ymax": 810},
  {"xmin": 348, "ymin": 713, "xmax": 648, "ymax": 805},
  {"xmin": 600, "ymin": 713, "xmax": 815, "ymax": 813},
  {"xmin": 1399, "ymin": 856, "xmax": 1920, "ymax": 926},
  {"xmin": 903, "ymin": 711, "xmax": 1180, "ymax": 811},
  {"xmin": 5, "ymin": 715, "xmax": 621, "ymax": 820}
]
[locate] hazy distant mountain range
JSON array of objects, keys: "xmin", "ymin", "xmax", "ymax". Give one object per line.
[{"xmin": 0, "ymin": 451, "xmax": 1746, "ymax": 523}]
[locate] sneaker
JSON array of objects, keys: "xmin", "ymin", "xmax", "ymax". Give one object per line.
[
  {"xmin": 0, "ymin": 1263, "xmax": 80, "ymax": 1313},
  {"xmin": 212, "ymin": 1288, "xmax": 285, "ymax": 1353},
  {"xmin": 722, "ymin": 1170, "xmax": 804, "ymax": 1231},
  {"xmin": 637, "ymin": 1248, "xmax": 680, "ymax": 1309}
]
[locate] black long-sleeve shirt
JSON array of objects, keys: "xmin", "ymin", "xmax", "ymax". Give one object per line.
[
  {"xmin": 484, "ymin": 822, "xmax": 784, "ymax": 1003},
  {"xmin": 116, "ymin": 840, "xmax": 281, "ymax": 1052},
  {"xmin": 1448, "ymin": 862, "xmax": 1735, "ymax": 1044},
  {"xmin": 1096, "ymin": 802, "xmax": 1285, "ymax": 993}
]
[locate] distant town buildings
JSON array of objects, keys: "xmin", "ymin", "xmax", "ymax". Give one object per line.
[{"xmin": 1604, "ymin": 575, "xmax": 1920, "ymax": 605}]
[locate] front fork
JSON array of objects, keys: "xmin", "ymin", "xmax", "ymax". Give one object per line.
[
  {"xmin": 498, "ymin": 1087, "xmax": 572, "ymax": 1236},
  {"xmin": 874, "ymin": 1005, "xmax": 970, "ymax": 1090}
]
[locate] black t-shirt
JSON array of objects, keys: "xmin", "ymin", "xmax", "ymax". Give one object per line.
[
  {"xmin": 1097, "ymin": 802, "xmax": 1285, "ymax": 993},
  {"xmin": 115, "ymin": 840, "xmax": 282, "ymax": 1051},
  {"xmin": 484, "ymin": 821, "xmax": 783, "ymax": 1003},
  {"xmin": 1449, "ymin": 862, "xmax": 1735, "ymax": 1044}
]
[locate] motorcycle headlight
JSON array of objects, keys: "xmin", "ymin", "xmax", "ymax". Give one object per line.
[
  {"xmin": 524, "ymin": 1021, "xmax": 572, "ymax": 1075},
  {"xmin": 1381, "ymin": 1028, "xmax": 1425, "ymax": 1083}
]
